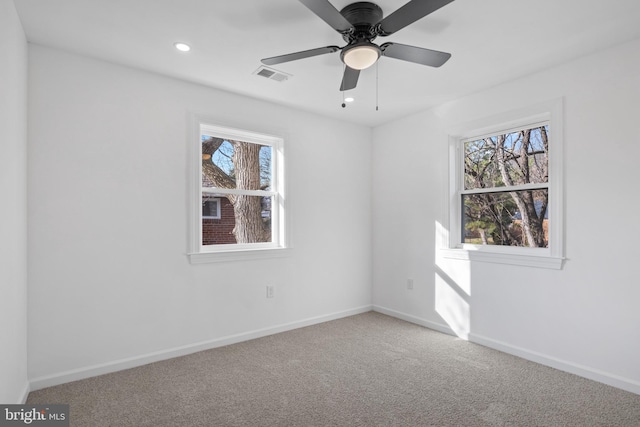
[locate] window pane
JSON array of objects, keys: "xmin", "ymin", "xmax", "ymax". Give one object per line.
[
  {"xmin": 202, "ymin": 136, "xmax": 272, "ymax": 191},
  {"xmin": 464, "ymin": 125, "xmax": 549, "ymax": 190},
  {"xmin": 202, "ymin": 195, "xmax": 273, "ymax": 246},
  {"xmin": 202, "ymin": 195, "xmax": 220, "ymax": 219},
  {"xmin": 462, "ymin": 189, "xmax": 548, "ymax": 247}
]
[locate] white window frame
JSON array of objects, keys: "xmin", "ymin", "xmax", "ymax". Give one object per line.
[
  {"xmin": 188, "ymin": 117, "xmax": 288, "ymax": 264},
  {"xmin": 202, "ymin": 196, "xmax": 221, "ymax": 219},
  {"xmin": 441, "ymin": 99, "xmax": 564, "ymax": 269}
]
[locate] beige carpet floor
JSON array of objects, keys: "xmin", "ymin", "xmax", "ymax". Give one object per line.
[{"xmin": 27, "ymin": 312, "xmax": 640, "ymax": 426}]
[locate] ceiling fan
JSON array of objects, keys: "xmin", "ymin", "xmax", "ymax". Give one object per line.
[{"xmin": 261, "ymin": 0, "xmax": 454, "ymax": 91}]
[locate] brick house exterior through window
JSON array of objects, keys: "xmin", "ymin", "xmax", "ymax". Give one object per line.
[{"xmin": 202, "ymin": 196, "xmax": 236, "ymax": 245}]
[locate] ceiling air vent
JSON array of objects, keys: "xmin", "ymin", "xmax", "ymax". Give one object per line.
[{"xmin": 253, "ymin": 66, "xmax": 291, "ymax": 83}]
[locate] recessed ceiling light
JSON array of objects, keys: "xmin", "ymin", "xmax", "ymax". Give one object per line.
[
  {"xmin": 345, "ymin": 97, "xmax": 355, "ymax": 103},
  {"xmin": 174, "ymin": 42, "xmax": 191, "ymax": 52}
]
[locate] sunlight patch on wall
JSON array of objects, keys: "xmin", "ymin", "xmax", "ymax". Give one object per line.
[
  {"xmin": 435, "ymin": 274, "xmax": 470, "ymax": 340},
  {"xmin": 435, "ymin": 221, "xmax": 471, "ymax": 339}
]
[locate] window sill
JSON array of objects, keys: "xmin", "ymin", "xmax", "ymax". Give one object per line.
[
  {"xmin": 439, "ymin": 248, "xmax": 564, "ymax": 270},
  {"xmin": 188, "ymin": 247, "xmax": 291, "ymax": 264}
]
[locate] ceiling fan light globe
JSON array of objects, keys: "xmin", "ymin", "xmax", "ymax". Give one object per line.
[{"xmin": 342, "ymin": 45, "xmax": 380, "ymax": 70}]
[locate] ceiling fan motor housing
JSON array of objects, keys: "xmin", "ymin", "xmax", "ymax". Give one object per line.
[{"xmin": 339, "ymin": 2, "xmax": 383, "ymax": 43}]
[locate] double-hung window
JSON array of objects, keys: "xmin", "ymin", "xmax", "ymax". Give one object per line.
[
  {"xmin": 445, "ymin": 100, "xmax": 564, "ymax": 269},
  {"xmin": 189, "ymin": 120, "xmax": 286, "ymax": 263}
]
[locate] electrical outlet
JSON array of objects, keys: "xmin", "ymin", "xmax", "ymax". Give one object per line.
[
  {"xmin": 407, "ymin": 278, "xmax": 414, "ymax": 290},
  {"xmin": 266, "ymin": 285, "xmax": 275, "ymax": 298}
]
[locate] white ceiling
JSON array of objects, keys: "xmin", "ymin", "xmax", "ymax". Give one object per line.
[{"xmin": 14, "ymin": 0, "xmax": 640, "ymax": 127}]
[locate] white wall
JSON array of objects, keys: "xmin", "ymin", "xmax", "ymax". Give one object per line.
[
  {"xmin": 27, "ymin": 45, "xmax": 372, "ymax": 387},
  {"xmin": 0, "ymin": 0, "xmax": 29, "ymax": 403},
  {"xmin": 372, "ymin": 38, "xmax": 640, "ymax": 394}
]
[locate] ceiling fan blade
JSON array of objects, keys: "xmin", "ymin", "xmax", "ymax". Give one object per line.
[
  {"xmin": 380, "ymin": 42, "xmax": 451, "ymax": 67},
  {"xmin": 340, "ymin": 66, "xmax": 360, "ymax": 91},
  {"xmin": 299, "ymin": 0, "xmax": 354, "ymax": 33},
  {"xmin": 262, "ymin": 46, "xmax": 340, "ymax": 66},
  {"xmin": 377, "ymin": 0, "xmax": 454, "ymax": 36}
]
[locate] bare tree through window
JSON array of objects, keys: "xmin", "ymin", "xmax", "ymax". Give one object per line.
[
  {"xmin": 462, "ymin": 125, "xmax": 549, "ymax": 247},
  {"xmin": 201, "ymin": 136, "xmax": 273, "ymax": 245}
]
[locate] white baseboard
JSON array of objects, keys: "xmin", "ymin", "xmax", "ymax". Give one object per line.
[
  {"xmin": 470, "ymin": 332, "xmax": 640, "ymax": 396},
  {"xmin": 29, "ymin": 305, "xmax": 373, "ymax": 391},
  {"xmin": 373, "ymin": 305, "xmax": 640, "ymax": 396},
  {"xmin": 19, "ymin": 381, "xmax": 30, "ymax": 404},
  {"xmin": 372, "ymin": 305, "xmax": 456, "ymax": 337}
]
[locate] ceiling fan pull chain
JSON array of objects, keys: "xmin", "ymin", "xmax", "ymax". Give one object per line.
[{"xmin": 342, "ymin": 64, "xmax": 347, "ymax": 108}]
